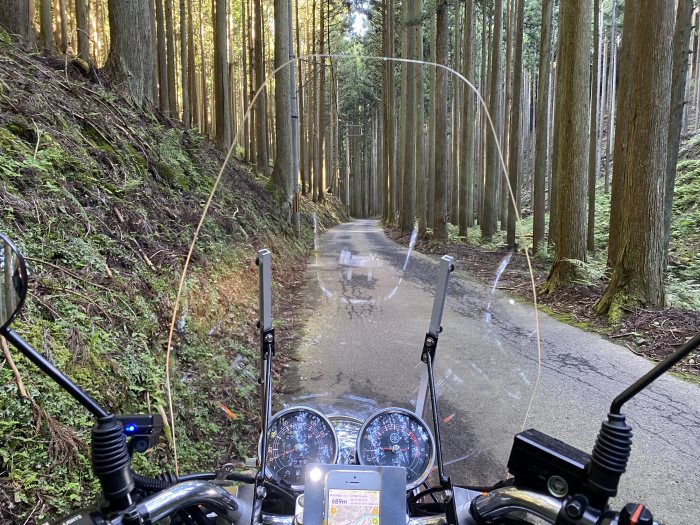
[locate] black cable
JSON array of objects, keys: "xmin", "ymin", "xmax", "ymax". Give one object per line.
[
  {"xmin": 132, "ymin": 470, "xmax": 256, "ymax": 493},
  {"xmin": 263, "ymin": 480, "xmax": 297, "ymax": 504},
  {"xmin": 409, "ymin": 486, "xmax": 446, "ymax": 504},
  {"xmin": 455, "ymin": 477, "xmax": 514, "ymax": 494}
]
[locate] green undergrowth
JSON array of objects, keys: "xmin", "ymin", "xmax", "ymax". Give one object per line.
[
  {"xmin": 441, "ymin": 162, "xmax": 699, "ymax": 309},
  {"xmin": 0, "ymin": 35, "xmax": 347, "ymax": 523}
]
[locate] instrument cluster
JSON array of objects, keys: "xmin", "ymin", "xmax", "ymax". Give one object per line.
[{"xmin": 262, "ymin": 406, "xmax": 435, "ymax": 491}]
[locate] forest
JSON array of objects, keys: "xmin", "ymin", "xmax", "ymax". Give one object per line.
[
  {"xmin": 0, "ymin": 0, "xmax": 699, "ymax": 521},
  {"xmin": 1, "ymin": 0, "xmax": 699, "ymax": 318}
]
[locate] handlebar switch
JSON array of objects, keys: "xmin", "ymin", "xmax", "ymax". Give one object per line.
[{"xmin": 619, "ymin": 503, "xmax": 654, "ymax": 525}]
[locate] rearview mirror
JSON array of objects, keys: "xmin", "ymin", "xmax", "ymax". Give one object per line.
[{"xmin": 0, "ymin": 233, "xmax": 28, "ymax": 332}]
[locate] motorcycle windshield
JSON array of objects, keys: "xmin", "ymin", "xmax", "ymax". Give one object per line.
[
  {"xmin": 279, "ymin": 214, "xmax": 539, "ymax": 489},
  {"xmin": 262, "ymin": 56, "xmax": 542, "ymax": 490}
]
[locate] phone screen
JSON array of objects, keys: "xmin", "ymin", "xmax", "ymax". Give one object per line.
[{"xmin": 326, "ymin": 488, "xmax": 380, "ymax": 525}]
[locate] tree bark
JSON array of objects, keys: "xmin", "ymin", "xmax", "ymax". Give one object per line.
[
  {"xmin": 532, "ymin": 0, "xmax": 553, "ymax": 253},
  {"xmin": 272, "ymin": 0, "xmax": 293, "ymax": 215},
  {"xmin": 165, "ymin": 0, "xmax": 178, "ymax": 117},
  {"xmin": 254, "ymin": 0, "xmax": 269, "ymax": 173},
  {"xmin": 458, "ymin": 0, "xmax": 474, "ymax": 235},
  {"xmin": 181, "ymin": 0, "xmax": 190, "ymax": 126},
  {"xmin": 427, "ymin": 14, "xmax": 436, "ymax": 229},
  {"xmin": 415, "ymin": 0, "xmax": 426, "ymax": 236},
  {"xmin": 587, "ymin": 0, "xmax": 600, "ymax": 253},
  {"xmin": 506, "ymin": 0, "xmax": 523, "ymax": 247},
  {"xmin": 433, "ymin": 0, "xmax": 449, "ymax": 241},
  {"xmin": 604, "ymin": 0, "xmax": 617, "ymax": 194},
  {"xmin": 607, "ymin": 1, "xmax": 636, "ymax": 268},
  {"xmin": 57, "ymin": 0, "xmax": 68, "ymax": 52},
  {"xmin": 105, "ymin": 0, "xmax": 156, "ymax": 106},
  {"xmin": 663, "ymin": 0, "xmax": 693, "ymax": 266},
  {"xmin": 39, "ymin": 0, "xmax": 53, "ymax": 49},
  {"xmin": 400, "ymin": 0, "xmax": 417, "ymax": 234},
  {"xmin": 450, "ymin": 0, "xmax": 462, "ymax": 227},
  {"xmin": 315, "ymin": 0, "xmax": 325, "ymax": 201},
  {"xmin": 595, "ymin": 0, "xmax": 673, "ymax": 316},
  {"xmin": 188, "ymin": 0, "xmax": 198, "ymax": 127},
  {"xmin": 214, "ymin": 0, "xmax": 231, "ymax": 147},
  {"xmin": 0, "ymin": 0, "xmax": 35, "ymax": 49},
  {"xmin": 75, "ymin": 0, "xmax": 89, "ymax": 61},
  {"xmin": 155, "ymin": 0, "xmax": 170, "ymax": 114},
  {"xmin": 542, "ymin": 0, "xmax": 591, "ymax": 293},
  {"xmin": 481, "ymin": 0, "xmax": 502, "ymax": 240},
  {"xmin": 381, "ymin": 0, "xmax": 395, "ymax": 223}
]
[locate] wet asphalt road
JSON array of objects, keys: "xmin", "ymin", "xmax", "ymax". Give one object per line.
[{"xmin": 278, "ymin": 220, "xmax": 700, "ymax": 524}]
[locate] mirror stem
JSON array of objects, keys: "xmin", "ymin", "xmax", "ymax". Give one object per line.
[
  {"xmin": 2, "ymin": 328, "xmax": 108, "ymax": 418},
  {"xmin": 611, "ymin": 333, "xmax": 700, "ymax": 414}
]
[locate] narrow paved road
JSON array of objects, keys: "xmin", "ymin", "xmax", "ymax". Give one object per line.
[{"xmin": 279, "ymin": 220, "xmax": 700, "ymax": 524}]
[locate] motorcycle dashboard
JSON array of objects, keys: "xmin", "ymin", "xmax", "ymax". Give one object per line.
[{"xmin": 262, "ymin": 406, "xmax": 435, "ymax": 492}]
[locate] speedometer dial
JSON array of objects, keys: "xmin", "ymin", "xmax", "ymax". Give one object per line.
[
  {"xmin": 263, "ymin": 407, "xmax": 338, "ymax": 490},
  {"xmin": 357, "ymin": 408, "xmax": 435, "ymax": 489}
]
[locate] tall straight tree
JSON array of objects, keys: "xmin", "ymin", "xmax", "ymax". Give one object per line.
[
  {"xmin": 433, "ymin": 0, "xmax": 449, "ymax": 241},
  {"xmin": 587, "ymin": 0, "xmax": 600, "ymax": 253},
  {"xmin": 532, "ymin": 0, "xmax": 554, "ymax": 252},
  {"xmin": 75, "ymin": 0, "xmax": 89, "ymax": 61},
  {"xmin": 481, "ymin": 0, "xmax": 503, "ymax": 240},
  {"xmin": 315, "ymin": 0, "xmax": 325, "ymax": 202},
  {"xmin": 604, "ymin": 0, "xmax": 617, "ymax": 193},
  {"xmin": 450, "ymin": 0, "xmax": 462, "ymax": 226},
  {"xmin": 606, "ymin": 2, "xmax": 636, "ymax": 268},
  {"xmin": 505, "ymin": 0, "xmax": 523, "ymax": 247},
  {"xmin": 165, "ymin": 0, "xmax": 178, "ymax": 117},
  {"xmin": 0, "ymin": 0, "xmax": 35, "ymax": 49},
  {"xmin": 595, "ymin": 0, "xmax": 674, "ymax": 315},
  {"xmin": 188, "ymin": 0, "xmax": 198, "ymax": 127},
  {"xmin": 458, "ymin": 0, "xmax": 475, "ymax": 235},
  {"xmin": 542, "ymin": 0, "xmax": 591, "ymax": 292},
  {"xmin": 400, "ymin": 0, "xmax": 417, "ymax": 234},
  {"xmin": 381, "ymin": 0, "xmax": 395, "ymax": 223},
  {"xmin": 427, "ymin": 15, "xmax": 436, "ymax": 229},
  {"xmin": 180, "ymin": 0, "xmax": 190, "ymax": 126},
  {"xmin": 254, "ymin": 0, "xmax": 269, "ymax": 173},
  {"xmin": 272, "ymin": 0, "xmax": 293, "ymax": 215},
  {"xmin": 39, "ymin": 0, "xmax": 52, "ymax": 49},
  {"xmin": 155, "ymin": 0, "xmax": 170, "ymax": 114},
  {"xmin": 105, "ymin": 0, "xmax": 156, "ymax": 106},
  {"xmin": 415, "ymin": 0, "xmax": 426, "ymax": 236},
  {"xmin": 214, "ymin": 0, "xmax": 231, "ymax": 147},
  {"xmin": 57, "ymin": 0, "xmax": 68, "ymax": 51},
  {"xmin": 663, "ymin": 0, "xmax": 693, "ymax": 264}
]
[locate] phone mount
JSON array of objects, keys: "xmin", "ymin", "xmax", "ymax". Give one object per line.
[{"xmin": 301, "ymin": 464, "xmax": 407, "ymax": 525}]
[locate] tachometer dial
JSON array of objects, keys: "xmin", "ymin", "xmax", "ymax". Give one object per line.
[
  {"xmin": 263, "ymin": 407, "xmax": 338, "ymax": 490},
  {"xmin": 357, "ymin": 408, "xmax": 435, "ymax": 489}
]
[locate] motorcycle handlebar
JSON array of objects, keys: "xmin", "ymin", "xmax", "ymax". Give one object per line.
[{"xmin": 53, "ymin": 482, "xmax": 659, "ymax": 525}]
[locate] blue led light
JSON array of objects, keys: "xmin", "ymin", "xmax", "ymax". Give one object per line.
[{"xmin": 125, "ymin": 424, "xmax": 137, "ymax": 433}]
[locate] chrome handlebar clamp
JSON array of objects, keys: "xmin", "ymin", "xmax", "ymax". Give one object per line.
[{"xmin": 121, "ymin": 481, "xmax": 252, "ymax": 525}]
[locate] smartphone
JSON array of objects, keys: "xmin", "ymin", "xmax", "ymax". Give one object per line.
[{"xmin": 324, "ymin": 470, "xmax": 382, "ymax": 525}]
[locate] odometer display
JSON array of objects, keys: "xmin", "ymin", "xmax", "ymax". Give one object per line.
[
  {"xmin": 264, "ymin": 407, "xmax": 338, "ymax": 489},
  {"xmin": 357, "ymin": 408, "xmax": 435, "ymax": 489},
  {"xmin": 328, "ymin": 415, "xmax": 363, "ymax": 465}
]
